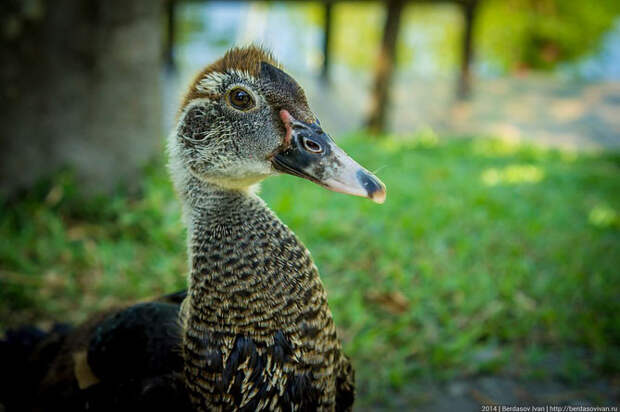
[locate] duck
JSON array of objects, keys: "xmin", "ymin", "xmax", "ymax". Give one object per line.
[{"xmin": 0, "ymin": 45, "xmax": 386, "ymax": 411}]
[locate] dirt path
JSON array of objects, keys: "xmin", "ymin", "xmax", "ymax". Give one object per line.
[{"xmin": 359, "ymin": 376, "xmax": 619, "ymax": 411}]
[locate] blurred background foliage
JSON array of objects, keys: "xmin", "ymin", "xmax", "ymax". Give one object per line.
[
  {"xmin": 478, "ymin": 0, "xmax": 620, "ymax": 72},
  {"xmin": 174, "ymin": 0, "xmax": 620, "ymax": 76}
]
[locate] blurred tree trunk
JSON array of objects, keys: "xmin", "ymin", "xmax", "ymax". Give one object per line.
[
  {"xmin": 367, "ymin": 0, "xmax": 404, "ymax": 134},
  {"xmin": 164, "ymin": 0, "xmax": 176, "ymax": 71},
  {"xmin": 321, "ymin": 1, "xmax": 333, "ymax": 83},
  {"xmin": 457, "ymin": 0, "xmax": 478, "ymax": 99},
  {"xmin": 0, "ymin": 0, "xmax": 164, "ymax": 197}
]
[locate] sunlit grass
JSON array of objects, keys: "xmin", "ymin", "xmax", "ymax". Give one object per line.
[
  {"xmin": 1, "ymin": 135, "xmax": 618, "ymax": 406},
  {"xmin": 481, "ymin": 164, "xmax": 545, "ymax": 186},
  {"xmin": 588, "ymin": 204, "xmax": 618, "ymax": 228}
]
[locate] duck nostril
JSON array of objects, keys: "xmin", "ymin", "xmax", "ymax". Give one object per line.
[{"xmin": 302, "ymin": 138, "xmax": 323, "ymax": 154}]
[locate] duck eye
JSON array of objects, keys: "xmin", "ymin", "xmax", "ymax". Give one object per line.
[
  {"xmin": 228, "ymin": 88, "xmax": 255, "ymax": 111},
  {"xmin": 302, "ymin": 137, "xmax": 323, "ymax": 153}
]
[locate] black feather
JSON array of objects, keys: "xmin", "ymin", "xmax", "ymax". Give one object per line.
[{"xmin": 88, "ymin": 302, "xmax": 183, "ymax": 381}]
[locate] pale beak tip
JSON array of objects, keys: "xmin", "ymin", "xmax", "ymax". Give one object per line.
[{"xmin": 370, "ymin": 187, "xmax": 387, "ymax": 204}]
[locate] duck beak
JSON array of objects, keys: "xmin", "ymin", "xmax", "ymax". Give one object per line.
[{"xmin": 271, "ymin": 110, "xmax": 386, "ymax": 204}]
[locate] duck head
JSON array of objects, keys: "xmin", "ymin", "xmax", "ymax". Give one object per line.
[{"xmin": 169, "ymin": 46, "xmax": 386, "ymax": 204}]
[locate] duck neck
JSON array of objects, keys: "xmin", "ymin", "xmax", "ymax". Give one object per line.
[
  {"xmin": 180, "ymin": 175, "xmax": 318, "ymax": 335},
  {"xmin": 178, "ymin": 175, "xmax": 341, "ymax": 411},
  {"xmin": 185, "ymin": 177, "xmax": 266, "ymax": 288}
]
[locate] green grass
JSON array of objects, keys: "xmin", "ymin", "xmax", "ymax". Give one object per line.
[{"xmin": 1, "ymin": 134, "xmax": 619, "ymax": 406}]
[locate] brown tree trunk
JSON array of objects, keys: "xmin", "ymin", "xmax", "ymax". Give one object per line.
[
  {"xmin": 321, "ymin": 1, "xmax": 333, "ymax": 83},
  {"xmin": 367, "ymin": 0, "xmax": 404, "ymax": 134},
  {"xmin": 457, "ymin": 0, "xmax": 478, "ymax": 99},
  {"xmin": 0, "ymin": 0, "xmax": 164, "ymax": 197},
  {"xmin": 165, "ymin": 0, "xmax": 176, "ymax": 71}
]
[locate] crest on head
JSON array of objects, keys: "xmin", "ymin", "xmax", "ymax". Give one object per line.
[{"xmin": 181, "ymin": 46, "xmax": 281, "ymax": 111}]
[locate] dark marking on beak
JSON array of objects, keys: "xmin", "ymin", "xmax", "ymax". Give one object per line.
[
  {"xmin": 273, "ymin": 110, "xmax": 387, "ymax": 203},
  {"xmin": 356, "ymin": 170, "xmax": 385, "ymax": 202}
]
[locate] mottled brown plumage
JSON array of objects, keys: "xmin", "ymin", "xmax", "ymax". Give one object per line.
[{"xmin": 178, "ymin": 187, "xmax": 353, "ymax": 411}]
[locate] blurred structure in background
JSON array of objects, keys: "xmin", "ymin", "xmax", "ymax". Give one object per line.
[
  {"xmin": 164, "ymin": 0, "xmax": 484, "ymax": 134},
  {"xmin": 165, "ymin": 0, "xmax": 620, "ymax": 148},
  {"xmin": 0, "ymin": 0, "xmax": 164, "ymax": 196},
  {"xmin": 3, "ymin": 0, "xmax": 618, "ymax": 196}
]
